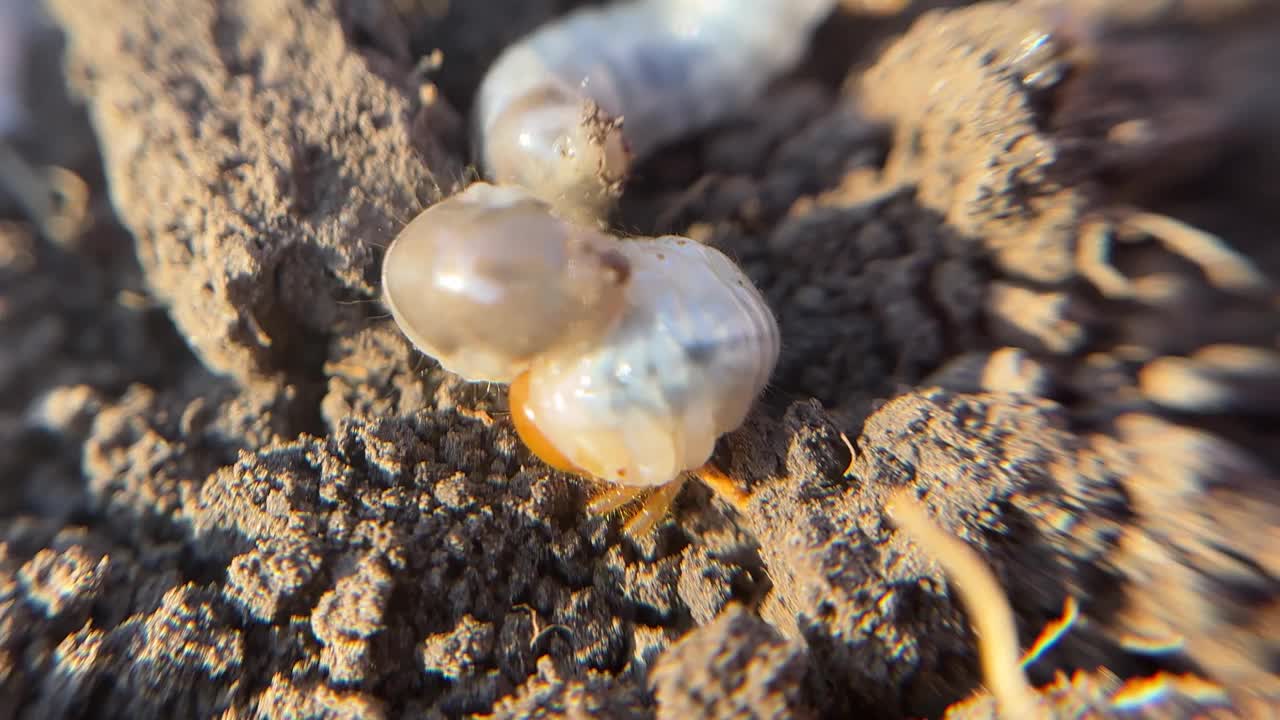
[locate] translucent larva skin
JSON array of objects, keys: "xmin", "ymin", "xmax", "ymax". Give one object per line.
[
  {"xmin": 380, "ymin": 183, "xmax": 631, "ymax": 383},
  {"xmin": 515, "ymin": 236, "xmax": 781, "ymax": 488},
  {"xmin": 475, "ymin": 0, "xmax": 839, "ymax": 220}
]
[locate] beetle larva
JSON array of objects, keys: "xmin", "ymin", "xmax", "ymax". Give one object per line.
[
  {"xmin": 384, "ymin": 0, "xmax": 826, "ymax": 532},
  {"xmin": 474, "ymin": 0, "xmax": 839, "ymax": 222},
  {"xmin": 381, "ymin": 183, "xmax": 780, "ymax": 530}
]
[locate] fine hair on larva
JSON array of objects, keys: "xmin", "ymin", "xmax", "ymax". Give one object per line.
[
  {"xmin": 474, "ymin": 0, "xmax": 839, "ymax": 222},
  {"xmin": 381, "ymin": 1, "xmax": 816, "ymax": 523}
]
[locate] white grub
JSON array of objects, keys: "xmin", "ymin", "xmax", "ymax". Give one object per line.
[
  {"xmin": 382, "ymin": 183, "xmax": 780, "ymax": 488},
  {"xmin": 474, "ymin": 0, "xmax": 839, "ymax": 221}
]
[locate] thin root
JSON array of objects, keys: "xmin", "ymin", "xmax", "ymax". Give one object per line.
[
  {"xmin": 1110, "ymin": 671, "xmax": 1228, "ymax": 711},
  {"xmin": 513, "ymin": 603, "xmax": 576, "ymax": 654},
  {"xmin": 1020, "ymin": 596, "xmax": 1079, "ymax": 669},
  {"xmin": 1121, "ymin": 210, "xmax": 1268, "ymax": 294},
  {"xmin": 885, "ymin": 489, "xmax": 1044, "ymax": 720},
  {"xmin": 0, "ymin": 141, "xmax": 90, "ymax": 245},
  {"xmin": 1077, "ymin": 218, "xmax": 1134, "ymax": 299},
  {"xmin": 839, "ymin": 432, "xmax": 857, "ymax": 477}
]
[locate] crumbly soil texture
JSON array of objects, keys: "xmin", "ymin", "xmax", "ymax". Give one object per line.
[{"xmin": 2, "ymin": 0, "xmax": 1278, "ymax": 718}]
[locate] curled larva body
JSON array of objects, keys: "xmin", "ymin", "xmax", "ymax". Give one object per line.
[
  {"xmin": 380, "ymin": 182, "xmax": 631, "ymax": 383},
  {"xmin": 381, "ymin": 182, "xmax": 780, "ymax": 488},
  {"xmin": 475, "ymin": 0, "xmax": 838, "ymax": 220},
  {"xmin": 510, "ymin": 236, "xmax": 780, "ymax": 488}
]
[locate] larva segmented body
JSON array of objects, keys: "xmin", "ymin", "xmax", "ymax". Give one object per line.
[
  {"xmin": 381, "ymin": 183, "xmax": 780, "ymax": 488},
  {"xmin": 475, "ymin": 0, "xmax": 839, "ymax": 221},
  {"xmin": 513, "ymin": 234, "xmax": 780, "ymax": 487}
]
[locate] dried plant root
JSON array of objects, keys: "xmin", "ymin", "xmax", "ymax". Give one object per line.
[{"xmin": 886, "ymin": 489, "xmax": 1046, "ymax": 720}]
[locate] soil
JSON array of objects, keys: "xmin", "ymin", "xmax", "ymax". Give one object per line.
[{"xmin": 1, "ymin": 0, "xmax": 1277, "ymax": 718}]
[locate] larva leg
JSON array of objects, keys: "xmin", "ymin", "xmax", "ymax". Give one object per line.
[
  {"xmin": 583, "ymin": 479, "xmax": 687, "ymax": 536},
  {"xmin": 620, "ymin": 478, "xmax": 686, "ymax": 537},
  {"xmin": 692, "ymin": 463, "xmax": 752, "ymax": 512},
  {"xmin": 586, "ymin": 483, "xmax": 650, "ymax": 515},
  {"xmin": 587, "ymin": 463, "xmax": 751, "ymax": 537}
]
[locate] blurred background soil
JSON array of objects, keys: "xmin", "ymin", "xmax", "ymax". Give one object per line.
[{"xmin": 0, "ymin": 0, "xmax": 1277, "ymax": 717}]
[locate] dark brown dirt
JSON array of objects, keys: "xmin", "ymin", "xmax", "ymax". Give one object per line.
[{"xmin": 1, "ymin": 0, "xmax": 1277, "ymax": 718}]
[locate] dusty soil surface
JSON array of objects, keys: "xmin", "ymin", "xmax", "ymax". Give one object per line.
[{"xmin": 2, "ymin": 0, "xmax": 1278, "ymax": 718}]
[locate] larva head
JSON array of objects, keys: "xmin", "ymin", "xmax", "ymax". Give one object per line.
[
  {"xmin": 482, "ymin": 83, "xmax": 631, "ymax": 225},
  {"xmin": 381, "ymin": 183, "xmax": 631, "ymax": 383}
]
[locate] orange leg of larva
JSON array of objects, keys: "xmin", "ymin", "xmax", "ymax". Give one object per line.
[
  {"xmin": 620, "ymin": 478, "xmax": 686, "ymax": 537},
  {"xmin": 583, "ymin": 462, "xmax": 749, "ymax": 538},
  {"xmin": 585, "ymin": 483, "xmax": 651, "ymax": 515},
  {"xmin": 691, "ymin": 463, "xmax": 751, "ymax": 513},
  {"xmin": 583, "ymin": 480, "xmax": 687, "ymax": 537}
]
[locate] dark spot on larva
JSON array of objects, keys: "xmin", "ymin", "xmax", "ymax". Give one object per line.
[
  {"xmin": 683, "ymin": 341, "xmax": 717, "ymax": 365},
  {"xmin": 617, "ymin": 468, "xmax": 627, "ymax": 477},
  {"xmin": 657, "ymin": 253, "xmax": 666, "ymax": 260},
  {"xmin": 598, "ymin": 247, "xmax": 632, "ymax": 285}
]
